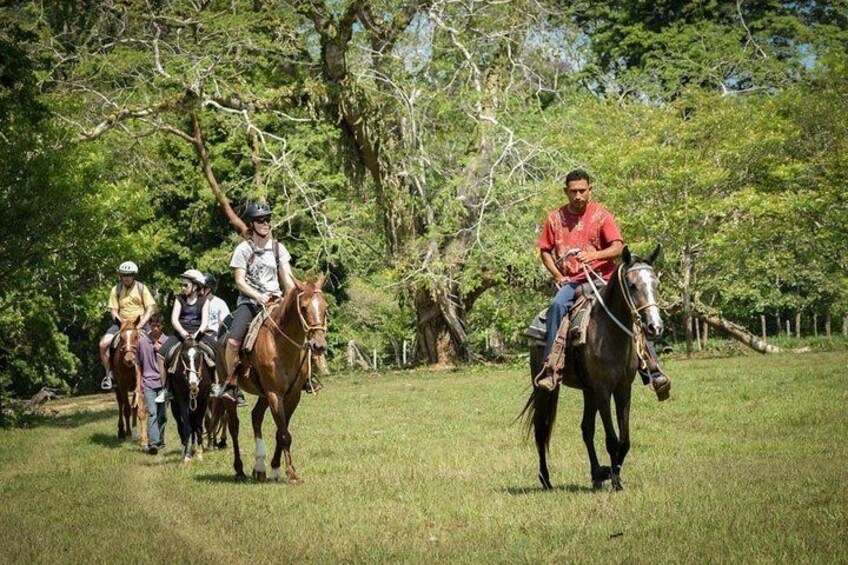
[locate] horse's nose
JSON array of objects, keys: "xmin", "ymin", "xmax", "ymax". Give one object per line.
[
  {"xmin": 647, "ymin": 321, "xmax": 664, "ymax": 339},
  {"xmin": 310, "ymin": 336, "xmax": 327, "ymax": 355}
]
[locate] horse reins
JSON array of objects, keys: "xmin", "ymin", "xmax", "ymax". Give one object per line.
[{"xmin": 582, "ymin": 262, "xmax": 657, "ymax": 373}]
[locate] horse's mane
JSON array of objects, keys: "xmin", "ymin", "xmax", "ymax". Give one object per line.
[{"xmin": 270, "ymin": 281, "xmax": 321, "ymax": 327}]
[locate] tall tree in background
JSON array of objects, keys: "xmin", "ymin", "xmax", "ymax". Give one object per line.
[{"xmin": 28, "ymin": 0, "xmax": 556, "ymax": 364}]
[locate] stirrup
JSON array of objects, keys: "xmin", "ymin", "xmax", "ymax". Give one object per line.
[{"xmin": 533, "ymin": 366, "xmax": 560, "ymax": 392}]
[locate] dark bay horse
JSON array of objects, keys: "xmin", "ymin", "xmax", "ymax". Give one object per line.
[
  {"xmin": 111, "ymin": 318, "xmax": 147, "ymax": 446},
  {"xmin": 170, "ymin": 338, "xmax": 212, "ymax": 462},
  {"xmin": 217, "ymin": 276, "xmax": 328, "ymax": 482},
  {"xmin": 522, "ymin": 246, "xmax": 663, "ymax": 491}
]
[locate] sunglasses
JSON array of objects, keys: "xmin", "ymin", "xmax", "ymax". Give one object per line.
[{"xmin": 253, "ymin": 217, "xmax": 271, "ymax": 225}]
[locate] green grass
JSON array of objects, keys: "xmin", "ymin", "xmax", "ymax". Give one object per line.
[{"xmin": 2, "ymin": 352, "xmax": 847, "ymax": 563}]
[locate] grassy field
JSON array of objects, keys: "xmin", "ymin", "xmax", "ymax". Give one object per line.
[{"xmin": 2, "ymin": 351, "xmax": 847, "ymax": 563}]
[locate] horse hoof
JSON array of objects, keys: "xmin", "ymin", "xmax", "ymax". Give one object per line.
[
  {"xmin": 216, "ymin": 441, "xmax": 227, "ymax": 449},
  {"xmin": 235, "ymin": 473, "xmax": 247, "ymax": 482},
  {"xmin": 593, "ymin": 466, "xmax": 612, "ymax": 483},
  {"xmin": 612, "ymin": 479, "xmax": 624, "ymax": 491},
  {"xmin": 252, "ymin": 470, "xmax": 266, "ymax": 481},
  {"xmin": 538, "ymin": 473, "xmax": 553, "ymax": 490},
  {"xmin": 182, "ymin": 456, "xmax": 192, "ymax": 464},
  {"xmin": 592, "ymin": 481, "xmax": 604, "ymax": 491}
]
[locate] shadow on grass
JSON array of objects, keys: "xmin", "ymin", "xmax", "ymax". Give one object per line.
[
  {"xmin": 24, "ymin": 408, "xmax": 115, "ymax": 430},
  {"xmin": 505, "ymin": 483, "xmax": 597, "ymax": 495},
  {"xmin": 195, "ymin": 473, "xmax": 261, "ymax": 485},
  {"xmin": 89, "ymin": 431, "xmax": 126, "ymax": 449}
]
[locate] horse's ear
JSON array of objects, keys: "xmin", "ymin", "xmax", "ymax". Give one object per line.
[
  {"xmin": 648, "ymin": 244, "xmax": 662, "ymax": 265},
  {"xmin": 621, "ymin": 245, "xmax": 631, "ymax": 266},
  {"xmin": 293, "ymin": 277, "xmax": 305, "ymax": 292},
  {"xmin": 316, "ymin": 273, "xmax": 326, "ymax": 289}
]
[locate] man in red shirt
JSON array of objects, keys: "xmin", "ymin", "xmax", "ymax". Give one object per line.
[{"xmin": 537, "ymin": 169, "xmax": 646, "ymax": 394}]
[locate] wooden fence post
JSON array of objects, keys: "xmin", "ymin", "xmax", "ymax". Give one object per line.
[{"xmin": 786, "ymin": 320, "xmax": 791, "ymax": 337}]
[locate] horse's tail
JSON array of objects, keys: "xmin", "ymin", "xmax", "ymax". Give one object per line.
[
  {"xmin": 207, "ymin": 396, "xmax": 227, "ymax": 442},
  {"xmin": 520, "ymin": 386, "xmax": 561, "ymax": 455}
]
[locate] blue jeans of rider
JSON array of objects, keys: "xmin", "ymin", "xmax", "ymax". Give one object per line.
[
  {"xmin": 143, "ymin": 387, "xmax": 167, "ymax": 448},
  {"xmin": 544, "ymin": 282, "xmax": 581, "ymax": 360}
]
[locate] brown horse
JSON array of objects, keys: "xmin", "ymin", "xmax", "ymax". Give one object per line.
[
  {"xmin": 523, "ymin": 245, "xmax": 663, "ymax": 491},
  {"xmin": 111, "ymin": 318, "xmax": 147, "ymax": 447},
  {"xmin": 217, "ymin": 276, "xmax": 328, "ymax": 482}
]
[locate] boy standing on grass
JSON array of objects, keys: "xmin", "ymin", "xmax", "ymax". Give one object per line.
[{"xmin": 138, "ymin": 313, "xmax": 168, "ymax": 454}]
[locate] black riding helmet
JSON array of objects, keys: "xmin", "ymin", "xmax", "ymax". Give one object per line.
[
  {"xmin": 245, "ymin": 202, "xmax": 272, "ymax": 221},
  {"xmin": 203, "ymin": 272, "xmax": 217, "ymax": 293}
]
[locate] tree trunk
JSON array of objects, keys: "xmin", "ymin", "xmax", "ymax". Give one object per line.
[
  {"xmin": 760, "ymin": 314, "xmax": 767, "ymax": 341},
  {"xmin": 694, "ymin": 317, "xmax": 701, "ymax": 351},
  {"xmin": 698, "ymin": 312, "xmax": 781, "ymax": 353},
  {"xmin": 795, "ymin": 310, "xmax": 801, "ymax": 339},
  {"xmin": 843, "ymin": 315, "xmax": 848, "ymax": 337},
  {"xmin": 775, "ymin": 313, "xmax": 781, "ymax": 336},
  {"xmin": 825, "ymin": 311, "xmax": 831, "ymax": 338},
  {"xmin": 414, "ymin": 288, "xmax": 468, "ymax": 365},
  {"xmin": 682, "ymin": 244, "xmax": 695, "ymax": 357},
  {"xmin": 702, "ymin": 319, "xmax": 709, "ymax": 348},
  {"xmin": 813, "ymin": 313, "xmax": 818, "ymax": 337}
]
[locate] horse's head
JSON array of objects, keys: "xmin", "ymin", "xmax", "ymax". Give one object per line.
[
  {"xmin": 621, "ymin": 245, "xmax": 664, "ymax": 340},
  {"xmin": 118, "ymin": 317, "xmax": 141, "ymax": 367},
  {"xmin": 178, "ymin": 337, "xmax": 204, "ymax": 394},
  {"xmin": 293, "ymin": 274, "xmax": 329, "ymax": 357}
]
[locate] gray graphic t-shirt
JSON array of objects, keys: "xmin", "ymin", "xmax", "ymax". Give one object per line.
[{"xmin": 230, "ymin": 239, "xmax": 291, "ymax": 306}]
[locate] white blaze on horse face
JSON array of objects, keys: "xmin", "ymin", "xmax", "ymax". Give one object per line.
[
  {"xmin": 634, "ymin": 269, "xmax": 663, "ymax": 330},
  {"xmin": 187, "ymin": 347, "xmax": 199, "ymax": 388},
  {"xmin": 310, "ymin": 294, "xmax": 322, "ymax": 326}
]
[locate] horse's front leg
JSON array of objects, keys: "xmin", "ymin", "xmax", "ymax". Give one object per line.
[
  {"xmin": 581, "ymin": 390, "xmax": 608, "ymax": 488},
  {"xmin": 266, "ymin": 390, "xmax": 297, "ymax": 483},
  {"xmin": 251, "ymin": 396, "xmax": 269, "ymax": 481},
  {"xmin": 115, "ymin": 385, "xmax": 127, "ymax": 439},
  {"xmin": 595, "ymin": 388, "xmax": 623, "ymax": 491},
  {"xmin": 177, "ymin": 400, "xmax": 193, "ymax": 463},
  {"xmin": 613, "ymin": 387, "xmax": 632, "ymax": 479}
]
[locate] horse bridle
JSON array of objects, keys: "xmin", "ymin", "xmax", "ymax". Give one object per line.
[
  {"xmin": 583, "ymin": 262, "xmax": 660, "ymax": 371},
  {"xmin": 264, "ymin": 290, "xmax": 328, "ymax": 394}
]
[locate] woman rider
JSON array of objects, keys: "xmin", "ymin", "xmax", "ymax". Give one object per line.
[
  {"xmin": 156, "ymin": 269, "xmax": 217, "ymax": 402},
  {"xmin": 220, "ymin": 202, "xmax": 296, "ymax": 402}
]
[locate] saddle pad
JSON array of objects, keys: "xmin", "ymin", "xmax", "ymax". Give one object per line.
[
  {"xmin": 244, "ymin": 304, "xmax": 278, "ymax": 353},
  {"xmin": 167, "ymin": 341, "xmax": 217, "ymax": 373}
]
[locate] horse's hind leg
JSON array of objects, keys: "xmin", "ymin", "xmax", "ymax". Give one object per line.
[
  {"xmin": 225, "ymin": 400, "xmax": 245, "ymax": 480},
  {"xmin": 581, "ymin": 390, "xmax": 608, "ymax": 488},
  {"xmin": 251, "ymin": 396, "xmax": 269, "ymax": 481},
  {"xmin": 596, "ymin": 389, "xmax": 623, "ymax": 491}
]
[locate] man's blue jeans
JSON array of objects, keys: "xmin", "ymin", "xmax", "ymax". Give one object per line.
[
  {"xmin": 544, "ymin": 282, "xmax": 580, "ymax": 360},
  {"xmin": 143, "ymin": 387, "xmax": 167, "ymax": 448}
]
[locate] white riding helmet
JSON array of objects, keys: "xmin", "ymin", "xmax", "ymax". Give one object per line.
[
  {"xmin": 180, "ymin": 269, "xmax": 206, "ymax": 286},
  {"xmin": 117, "ymin": 261, "xmax": 139, "ymax": 275}
]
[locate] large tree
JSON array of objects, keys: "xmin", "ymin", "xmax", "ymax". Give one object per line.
[{"xmin": 27, "ymin": 0, "xmax": 559, "ymax": 364}]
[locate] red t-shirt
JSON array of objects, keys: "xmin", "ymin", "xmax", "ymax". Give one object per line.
[{"xmin": 538, "ymin": 202, "xmax": 623, "ymax": 282}]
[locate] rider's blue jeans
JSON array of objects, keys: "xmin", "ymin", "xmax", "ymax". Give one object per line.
[{"xmin": 544, "ymin": 282, "xmax": 580, "ymax": 360}]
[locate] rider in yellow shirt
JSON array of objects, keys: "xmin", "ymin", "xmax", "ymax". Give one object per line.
[{"xmin": 99, "ymin": 261, "xmax": 156, "ymax": 390}]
